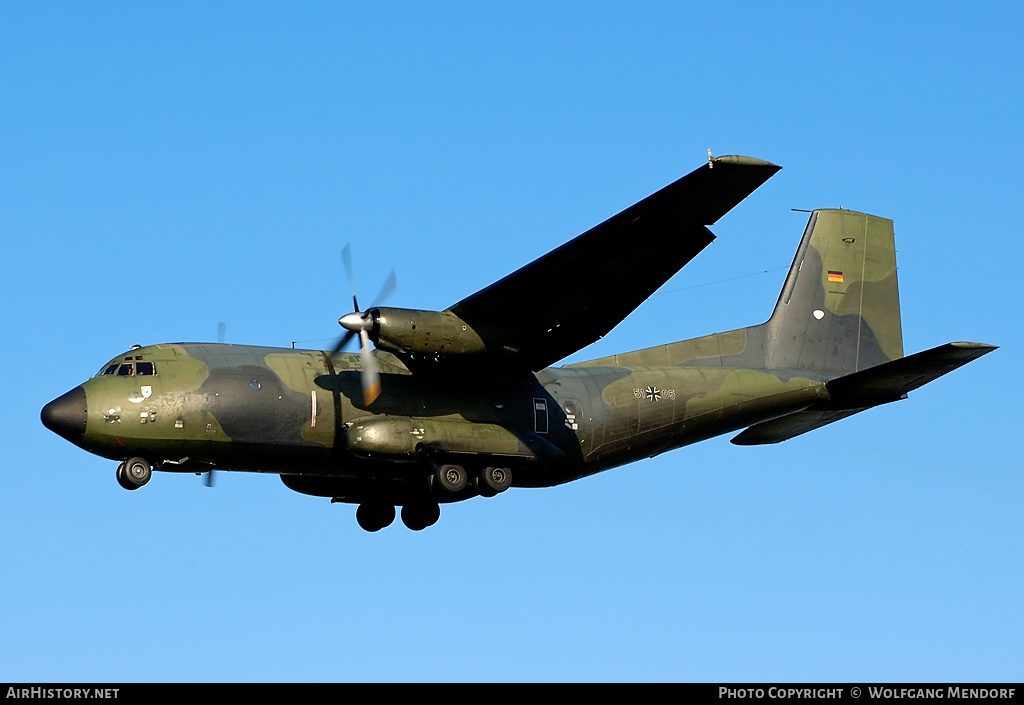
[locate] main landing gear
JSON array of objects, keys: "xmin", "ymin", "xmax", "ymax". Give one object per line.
[
  {"xmin": 116, "ymin": 457, "xmax": 152, "ymax": 491},
  {"xmin": 355, "ymin": 500, "xmax": 439, "ymax": 532},
  {"xmin": 477, "ymin": 466, "xmax": 513, "ymax": 497},
  {"xmin": 401, "ymin": 503, "xmax": 441, "ymax": 531},
  {"xmin": 353, "ymin": 463, "xmax": 513, "ymax": 532},
  {"xmin": 431, "ymin": 464, "xmax": 512, "ymax": 496},
  {"xmin": 355, "ymin": 503, "xmax": 395, "ymax": 532}
]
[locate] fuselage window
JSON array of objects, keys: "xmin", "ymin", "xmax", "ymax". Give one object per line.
[
  {"xmin": 117, "ymin": 363, "xmax": 134, "ymax": 376},
  {"xmin": 136, "ymin": 362, "xmax": 155, "ymax": 376},
  {"xmin": 102, "ymin": 364, "xmax": 119, "ymax": 376}
]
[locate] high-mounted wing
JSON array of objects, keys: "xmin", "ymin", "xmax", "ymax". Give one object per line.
[{"xmin": 447, "ymin": 155, "xmax": 781, "ymax": 370}]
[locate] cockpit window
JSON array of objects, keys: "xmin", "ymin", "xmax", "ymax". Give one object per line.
[{"xmin": 97, "ymin": 358, "xmax": 157, "ymax": 377}]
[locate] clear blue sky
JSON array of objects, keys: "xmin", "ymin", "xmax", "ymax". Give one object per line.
[{"xmin": 2, "ymin": 2, "xmax": 1020, "ymax": 682}]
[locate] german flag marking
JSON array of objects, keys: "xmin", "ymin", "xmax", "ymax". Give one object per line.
[{"xmin": 827, "ymin": 270, "xmax": 844, "ymax": 283}]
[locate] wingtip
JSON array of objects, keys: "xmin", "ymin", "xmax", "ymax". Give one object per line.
[
  {"xmin": 713, "ymin": 155, "xmax": 781, "ymax": 169},
  {"xmin": 948, "ymin": 341, "xmax": 999, "ymax": 359},
  {"xmin": 949, "ymin": 341, "xmax": 998, "ymax": 350}
]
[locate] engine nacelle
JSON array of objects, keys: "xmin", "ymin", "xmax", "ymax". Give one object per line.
[{"xmin": 369, "ymin": 308, "xmax": 488, "ymax": 358}]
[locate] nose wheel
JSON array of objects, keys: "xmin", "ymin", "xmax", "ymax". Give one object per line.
[{"xmin": 116, "ymin": 457, "xmax": 152, "ymax": 490}]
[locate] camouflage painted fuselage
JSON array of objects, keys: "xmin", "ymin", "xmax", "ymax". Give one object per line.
[
  {"xmin": 73, "ymin": 340, "xmax": 830, "ymax": 495},
  {"xmin": 43, "ymin": 205, "xmax": 994, "ymax": 517}
]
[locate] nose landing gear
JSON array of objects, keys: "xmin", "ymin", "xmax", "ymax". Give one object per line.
[{"xmin": 116, "ymin": 457, "xmax": 152, "ymax": 491}]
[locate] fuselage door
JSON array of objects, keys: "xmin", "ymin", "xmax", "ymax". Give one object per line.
[{"xmin": 533, "ymin": 398, "xmax": 549, "ymax": 434}]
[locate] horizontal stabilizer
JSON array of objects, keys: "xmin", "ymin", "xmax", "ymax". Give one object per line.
[
  {"xmin": 826, "ymin": 341, "xmax": 997, "ymax": 407},
  {"xmin": 732, "ymin": 342, "xmax": 996, "ymax": 445},
  {"xmin": 731, "ymin": 408, "xmax": 868, "ymax": 445}
]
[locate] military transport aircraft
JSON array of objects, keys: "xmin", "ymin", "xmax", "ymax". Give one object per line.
[{"xmin": 41, "ymin": 154, "xmax": 995, "ymax": 531}]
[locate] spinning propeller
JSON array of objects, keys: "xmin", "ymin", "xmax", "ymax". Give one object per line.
[{"xmin": 330, "ymin": 244, "xmax": 396, "ymax": 406}]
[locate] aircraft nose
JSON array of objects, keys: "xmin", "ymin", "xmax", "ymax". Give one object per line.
[{"xmin": 41, "ymin": 386, "xmax": 88, "ymax": 445}]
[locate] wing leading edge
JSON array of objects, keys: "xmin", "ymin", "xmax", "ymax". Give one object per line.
[{"xmin": 447, "ymin": 155, "xmax": 781, "ymax": 370}]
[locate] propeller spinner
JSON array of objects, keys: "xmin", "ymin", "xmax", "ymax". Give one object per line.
[{"xmin": 330, "ymin": 245, "xmax": 395, "ymax": 406}]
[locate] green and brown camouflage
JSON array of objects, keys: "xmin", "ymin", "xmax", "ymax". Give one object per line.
[{"xmin": 41, "ymin": 156, "xmax": 996, "ymax": 531}]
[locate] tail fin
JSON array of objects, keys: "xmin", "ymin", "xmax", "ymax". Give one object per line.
[{"xmin": 761, "ymin": 209, "xmax": 903, "ymax": 376}]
